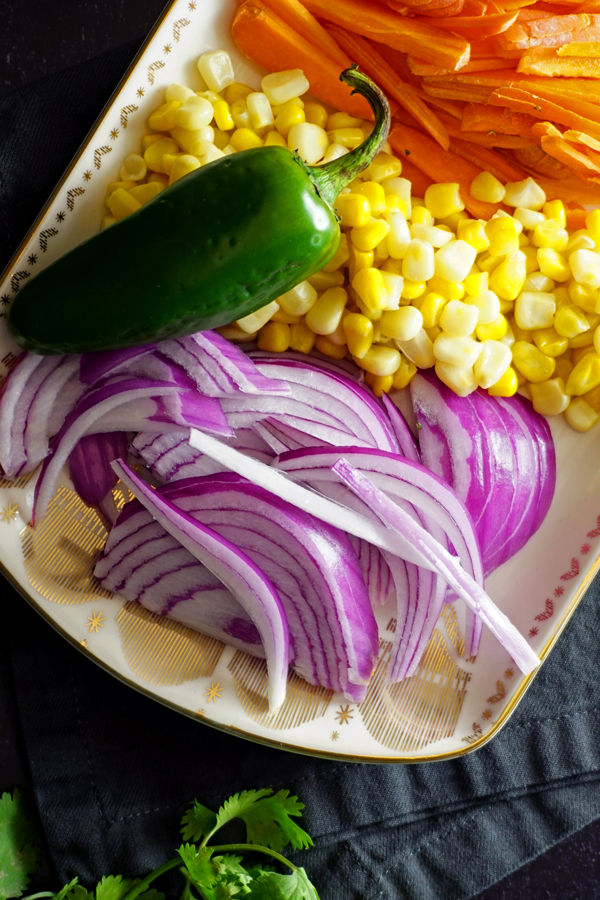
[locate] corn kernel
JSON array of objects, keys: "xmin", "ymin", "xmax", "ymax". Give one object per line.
[
  {"xmin": 237, "ymin": 301, "xmax": 279, "ymax": 333},
  {"xmin": 401, "ymin": 279, "xmax": 427, "ymax": 301},
  {"xmin": 169, "ymin": 154, "xmax": 201, "ymax": 185},
  {"xmin": 271, "ymin": 309, "xmax": 300, "ymax": 325},
  {"xmin": 555, "ymin": 355, "xmax": 573, "ymax": 381},
  {"xmin": 565, "ymin": 397, "xmax": 600, "ymax": 430},
  {"xmin": 514, "ymin": 207, "xmax": 545, "ymax": 230},
  {"xmin": 313, "ymin": 335, "xmax": 346, "ymax": 359},
  {"xmin": 456, "ymin": 220, "xmax": 490, "ymax": 253},
  {"xmin": 216, "ymin": 323, "xmax": 257, "ymax": 342},
  {"xmin": 529, "ymin": 377, "xmax": 569, "ymax": 415},
  {"xmin": 198, "ymin": 50, "xmax": 235, "ymax": 93},
  {"xmin": 512, "ymin": 341, "xmax": 555, "ymax": 382},
  {"xmin": 514, "ymin": 291, "xmax": 555, "ymax": 331},
  {"xmin": 277, "ymin": 281, "xmax": 318, "ymax": 316},
  {"xmin": 106, "ymin": 180, "xmax": 136, "ymax": 197},
  {"xmin": 165, "ymin": 83, "xmax": 195, "ymax": 104},
  {"xmin": 489, "ymin": 254, "xmax": 526, "ymax": 301},
  {"xmin": 411, "ymin": 206, "xmax": 434, "ymax": 227},
  {"xmin": 107, "ymin": 188, "xmax": 142, "ymax": 221},
  {"xmin": 532, "ymin": 219, "xmax": 568, "ymax": 252},
  {"xmin": 424, "ymin": 183, "xmax": 464, "ymax": 219},
  {"xmin": 368, "ymin": 152, "xmax": 402, "ymax": 183},
  {"xmin": 555, "ymin": 304, "xmax": 590, "ymax": 338},
  {"xmin": 326, "ymin": 128, "xmax": 363, "ymax": 150},
  {"xmin": 119, "ymin": 153, "xmax": 146, "ymax": 182},
  {"xmin": 355, "ymin": 345, "xmax": 401, "ymax": 376},
  {"xmin": 570, "ymin": 249, "xmax": 600, "ymax": 290},
  {"xmin": 586, "ymin": 209, "xmax": 600, "ymax": 243},
  {"xmin": 246, "ymin": 92, "xmax": 274, "ymax": 132},
  {"xmin": 402, "ymin": 240, "xmax": 435, "ymax": 282},
  {"xmin": 143, "ymin": 136, "xmax": 179, "ymax": 173},
  {"xmin": 129, "ymin": 182, "xmax": 165, "ymax": 204},
  {"xmin": 464, "ymin": 290, "xmax": 500, "ymax": 326},
  {"xmin": 432, "ymin": 331, "xmax": 482, "ymax": 368},
  {"xmin": 148, "ymin": 101, "xmax": 181, "ymax": 132},
  {"xmin": 380, "ymin": 271, "xmax": 403, "ymax": 309},
  {"xmin": 438, "ymin": 300, "xmax": 478, "ymax": 337},
  {"xmin": 303, "ymin": 102, "xmax": 327, "ymax": 128},
  {"xmin": 394, "ymin": 329, "xmax": 433, "ymax": 369},
  {"xmin": 141, "ymin": 133, "xmax": 165, "ymax": 153},
  {"xmin": 257, "ymin": 322, "xmax": 291, "ymax": 352},
  {"xmin": 175, "ymin": 96, "xmax": 214, "ymax": 131},
  {"xmin": 568, "ymin": 281, "xmax": 600, "ymax": 315},
  {"xmin": 352, "ymin": 268, "xmax": 387, "ymax": 315},
  {"xmin": 263, "ymin": 130, "xmax": 287, "ymax": 148},
  {"xmin": 426, "ymin": 276, "xmax": 463, "ymax": 302},
  {"xmin": 308, "ymin": 270, "xmax": 345, "ymax": 291},
  {"xmin": 570, "ymin": 331, "xmax": 595, "ymax": 349},
  {"xmin": 355, "ymin": 182, "xmax": 386, "ymax": 216},
  {"xmin": 386, "ymin": 213, "xmax": 411, "ymax": 259},
  {"xmin": 435, "ymin": 362, "xmax": 477, "ymax": 397},
  {"xmin": 510, "ymin": 319, "xmax": 533, "ymax": 343},
  {"xmin": 191, "ymin": 141, "xmax": 224, "ymax": 165},
  {"xmin": 379, "ymin": 307, "xmax": 424, "ymax": 342},
  {"xmin": 197, "ymin": 90, "xmax": 224, "ymax": 105},
  {"xmin": 290, "ymin": 321, "xmax": 316, "ymax": 354},
  {"xmin": 224, "ymin": 83, "xmax": 253, "ymax": 105},
  {"xmin": 584, "ymin": 381, "xmax": 600, "ymax": 412},
  {"xmin": 543, "ymin": 199, "xmax": 566, "ymax": 226},
  {"xmin": 343, "ymin": 313, "xmax": 373, "ymax": 358},
  {"xmin": 485, "ymin": 216, "xmax": 520, "ymax": 257},
  {"xmin": 384, "ymin": 195, "xmax": 407, "ymax": 216},
  {"xmin": 488, "ymin": 366, "xmax": 518, "ymax": 397},
  {"xmin": 473, "ymin": 339, "xmax": 512, "ymax": 389},
  {"xmin": 565, "ymin": 352, "xmax": 600, "ymax": 396},
  {"xmin": 212, "ymin": 100, "xmax": 234, "ymax": 131},
  {"xmin": 230, "ymin": 128, "xmax": 263, "ymax": 151},
  {"xmin": 418, "ymin": 292, "xmax": 446, "ymax": 328},
  {"xmin": 534, "ymin": 248, "xmax": 568, "ymax": 283},
  {"xmin": 410, "ymin": 223, "xmax": 454, "ymax": 248},
  {"xmin": 532, "ymin": 327, "xmax": 568, "ymax": 358},
  {"xmin": 305, "ymin": 286, "xmax": 348, "ymax": 335},
  {"xmin": 335, "ymin": 194, "xmax": 371, "ymax": 229},
  {"xmin": 470, "ymin": 171, "xmax": 505, "ymax": 203},
  {"xmin": 393, "ymin": 355, "xmax": 417, "ymax": 388},
  {"xmin": 434, "ymin": 241, "xmax": 477, "ymax": 283},
  {"xmin": 230, "ymin": 99, "xmax": 252, "ymax": 130},
  {"xmin": 101, "ymin": 215, "xmax": 116, "ymax": 230},
  {"xmin": 503, "ymin": 177, "xmax": 546, "ymax": 211},
  {"xmin": 288, "ymin": 122, "xmax": 328, "ymax": 164},
  {"xmin": 323, "ymin": 233, "xmax": 350, "ymax": 273},
  {"xmin": 273, "ymin": 103, "xmax": 305, "ymax": 138},
  {"xmin": 364, "ymin": 372, "xmax": 394, "ymax": 396},
  {"xmin": 352, "ymin": 218, "xmax": 390, "ymax": 253}
]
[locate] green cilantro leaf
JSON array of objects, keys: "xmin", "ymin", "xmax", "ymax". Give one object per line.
[
  {"xmin": 53, "ymin": 878, "xmax": 79, "ymax": 900},
  {"xmin": 178, "ymin": 845, "xmax": 219, "ymax": 891},
  {"xmin": 136, "ymin": 890, "xmax": 165, "ymax": 900},
  {"xmin": 96, "ymin": 875, "xmax": 134, "ymax": 900},
  {"xmin": 64, "ymin": 884, "xmax": 93, "ymax": 900},
  {"xmin": 181, "ymin": 802, "xmax": 218, "ymax": 843},
  {"xmin": 246, "ymin": 869, "xmax": 318, "ymax": 900},
  {"xmin": 0, "ymin": 790, "xmax": 41, "ymax": 900},
  {"xmin": 216, "ymin": 791, "xmax": 312, "ymax": 852}
]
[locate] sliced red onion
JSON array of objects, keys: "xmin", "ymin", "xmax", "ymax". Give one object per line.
[
  {"xmin": 381, "ymin": 393, "xmax": 420, "ymax": 463},
  {"xmin": 249, "ymin": 349, "xmax": 364, "ymax": 380},
  {"xmin": 68, "ymin": 432, "xmax": 129, "ymax": 505},
  {"xmin": 190, "ymin": 430, "xmax": 540, "ymax": 676},
  {"xmin": 332, "ymin": 458, "xmax": 540, "ymax": 676},
  {"xmin": 253, "ymin": 417, "xmax": 373, "ymax": 455},
  {"xmin": 33, "ymin": 378, "xmax": 232, "ymax": 524},
  {"xmin": 410, "ymin": 371, "xmax": 556, "ymax": 576},
  {"xmin": 108, "ymin": 461, "xmax": 289, "ymax": 711},
  {"xmin": 0, "ymin": 354, "xmax": 60, "ymax": 476}
]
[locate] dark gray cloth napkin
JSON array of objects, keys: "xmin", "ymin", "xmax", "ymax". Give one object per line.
[{"xmin": 2, "ymin": 41, "xmax": 600, "ymax": 900}]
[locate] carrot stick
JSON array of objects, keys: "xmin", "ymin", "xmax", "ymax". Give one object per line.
[
  {"xmin": 566, "ymin": 207, "xmax": 588, "ymax": 228},
  {"xmin": 400, "ymin": 157, "xmax": 435, "ymax": 196},
  {"xmin": 461, "ymin": 102, "xmax": 539, "ymax": 133},
  {"xmin": 422, "ymin": 82, "xmax": 493, "ymax": 103},
  {"xmin": 407, "ymin": 56, "xmax": 517, "ymax": 75},
  {"xmin": 437, "ymin": 111, "xmax": 537, "ymax": 147},
  {"xmin": 541, "ymin": 134, "xmax": 600, "ymax": 173},
  {"xmin": 450, "ymin": 138, "xmax": 527, "ymax": 180},
  {"xmin": 488, "ymin": 85, "xmax": 600, "ymax": 141},
  {"xmin": 231, "ymin": 2, "xmax": 374, "ymax": 118},
  {"xmin": 514, "ymin": 144, "xmax": 573, "ymax": 178},
  {"xmin": 518, "ymin": 46, "xmax": 600, "ymax": 74},
  {"xmin": 300, "ymin": 0, "xmax": 471, "ymax": 70},
  {"xmin": 260, "ymin": 0, "xmax": 351, "ymax": 69},
  {"xmin": 414, "ymin": 11, "xmax": 519, "ymax": 36},
  {"xmin": 424, "ymin": 70, "xmax": 600, "ymax": 103},
  {"xmin": 563, "ymin": 129, "xmax": 600, "ymax": 151},
  {"xmin": 411, "ymin": 88, "xmax": 465, "ymax": 118},
  {"xmin": 388, "ymin": 122, "xmax": 505, "ymax": 217},
  {"xmin": 325, "ymin": 24, "xmax": 450, "ymax": 148},
  {"xmin": 367, "ymin": 40, "xmax": 423, "ymax": 88}
]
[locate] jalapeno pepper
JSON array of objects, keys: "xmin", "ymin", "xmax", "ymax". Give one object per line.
[{"xmin": 8, "ymin": 68, "xmax": 390, "ymax": 355}]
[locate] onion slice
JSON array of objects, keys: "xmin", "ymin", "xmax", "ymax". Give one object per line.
[{"xmin": 110, "ymin": 460, "xmax": 289, "ymax": 711}]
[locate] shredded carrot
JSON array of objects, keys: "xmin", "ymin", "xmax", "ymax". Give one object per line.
[
  {"xmin": 518, "ymin": 46, "xmax": 600, "ymax": 73},
  {"xmin": 461, "ymin": 102, "xmax": 539, "ymax": 133},
  {"xmin": 566, "ymin": 207, "xmax": 589, "ymax": 228},
  {"xmin": 366, "ymin": 40, "xmax": 423, "ymax": 87},
  {"xmin": 389, "ymin": 122, "xmax": 506, "ymax": 217},
  {"xmin": 541, "ymin": 134, "xmax": 600, "ymax": 172},
  {"xmin": 422, "ymin": 82, "xmax": 495, "ymax": 103},
  {"xmin": 300, "ymin": 0, "xmax": 471, "ymax": 70},
  {"xmin": 563, "ymin": 129, "xmax": 600, "ymax": 151},
  {"xmin": 460, "ymin": 0, "xmax": 489, "ymax": 14},
  {"xmin": 450, "ymin": 138, "xmax": 528, "ymax": 180},
  {"xmin": 325, "ymin": 24, "xmax": 450, "ymax": 148},
  {"xmin": 469, "ymin": 36, "xmax": 503, "ymax": 56},
  {"xmin": 419, "ymin": 0, "xmax": 467, "ymax": 16},
  {"xmin": 557, "ymin": 39, "xmax": 600, "ymax": 53},
  {"xmin": 231, "ymin": 2, "xmax": 374, "ymax": 118},
  {"xmin": 407, "ymin": 56, "xmax": 517, "ymax": 75},
  {"xmin": 488, "ymin": 85, "xmax": 600, "ymax": 141},
  {"xmin": 414, "ymin": 11, "xmax": 519, "ymax": 36},
  {"xmin": 514, "ymin": 144, "xmax": 573, "ymax": 177},
  {"xmin": 412, "ymin": 87, "xmax": 466, "ymax": 118},
  {"xmin": 260, "ymin": 0, "xmax": 351, "ymax": 68}
]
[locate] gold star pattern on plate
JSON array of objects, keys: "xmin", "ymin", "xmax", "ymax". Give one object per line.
[
  {"xmin": 56, "ymin": 211, "xmax": 65, "ymax": 222},
  {"xmin": 204, "ymin": 680, "xmax": 223, "ymax": 703},
  {"xmin": 1, "ymin": 503, "xmax": 18, "ymax": 522},
  {"xmin": 27, "ymin": 254, "xmax": 37, "ymax": 265},
  {"xmin": 110, "ymin": 128, "xmax": 119, "ymax": 140},
  {"xmin": 335, "ymin": 704, "xmax": 354, "ymax": 725},
  {"xmin": 189, "ymin": 1, "xmax": 197, "ymax": 8},
  {"xmin": 482, "ymin": 709, "xmax": 492, "ymax": 720},
  {"xmin": 136, "ymin": 87, "xmax": 145, "ymax": 97},
  {"xmin": 331, "ymin": 731, "xmax": 339, "ymax": 741},
  {"xmin": 504, "ymin": 668, "xmax": 514, "ymax": 679},
  {"xmin": 86, "ymin": 610, "xmax": 106, "ymax": 633},
  {"xmin": 164, "ymin": 43, "xmax": 172, "ymax": 54},
  {"xmin": 0, "ymin": 295, "xmax": 10, "ymax": 306},
  {"xmin": 83, "ymin": 170, "xmax": 92, "ymax": 181}
]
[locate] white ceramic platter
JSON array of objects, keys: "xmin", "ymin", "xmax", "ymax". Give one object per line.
[{"xmin": 2, "ymin": 0, "xmax": 600, "ymax": 763}]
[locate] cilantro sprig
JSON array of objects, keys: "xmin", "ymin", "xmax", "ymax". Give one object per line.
[{"xmin": 0, "ymin": 789, "xmax": 319, "ymax": 900}]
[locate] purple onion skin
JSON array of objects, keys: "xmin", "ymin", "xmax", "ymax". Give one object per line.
[{"xmin": 68, "ymin": 432, "xmax": 128, "ymax": 505}]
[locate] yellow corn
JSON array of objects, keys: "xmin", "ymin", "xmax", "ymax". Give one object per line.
[
  {"xmin": 275, "ymin": 104, "xmax": 305, "ymax": 138},
  {"xmin": 169, "ymin": 154, "xmax": 201, "ymax": 185},
  {"xmin": 373, "ymin": 237, "xmax": 389, "ymax": 265},
  {"xmin": 457, "ymin": 220, "xmax": 490, "ymax": 253},
  {"xmin": 489, "ymin": 255, "xmax": 526, "ymax": 301},
  {"xmin": 584, "ymin": 381, "xmax": 600, "ymax": 411},
  {"xmin": 439, "ymin": 300, "xmax": 479, "ymax": 337},
  {"xmin": 264, "ymin": 130, "xmax": 287, "ymax": 147},
  {"xmin": 476, "ymin": 314, "xmax": 508, "ymax": 342},
  {"xmin": 554, "ymin": 305, "xmax": 590, "ymax": 338},
  {"xmin": 304, "ymin": 102, "xmax": 328, "ymax": 128},
  {"xmin": 236, "ymin": 300, "xmax": 279, "ymax": 333},
  {"xmin": 352, "ymin": 268, "xmax": 387, "ymax": 315},
  {"xmin": 488, "ymin": 366, "xmax": 518, "ymax": 396},
  {"xmin": 570, "ymin": 330, "xmax": 595, "ymax": 349},
  {"xmin": 570, "ymin": 249, "xmax": 600, "ymax": 290},
  {"xmin": 401, "ymin": 279, "xmax": 427, "ymax": 300},
  {"xmin": 435, "ymin": 362, "xmax": 477, "ymax": 397},
  {"xmin": 335, "ymin": 194, "xmax": 371, "ymax": 229},
  {"xmin": 418, "ymin": 292, "xmax": 446, "ymax": 328},
  {"xmin": 348, "ymin": 246, "xmax": 374, "ymax": 282},
  {"xmin": 510, "ymin": 319, "xmax": 533, "ymax": 343},
  {"xmin": 533, "ymin": 219, "xmax": 569, "ymax": 251},
  {"xmin": 323, "ymin": 233, "xmax": 350, "ymax": 272},
  {"xmin": 315, "ymin": 335, "xmax": 348, "ymax": 359},
  {"xmin": 402, "ymin": 240, "xmax": 434, "ymax": 282},
  {"xmin": 327, "ymin": 127, "xmax": 364, "ymax": 149},
  {"xmin": 271, "ymin": 98, "xmax": 304, "ymax": 116},
  {"xmin": 424, "ymin": 183, "xmax": 464, "ymax": 219},
  {"xmin": 532, "ymin": 327, "xmax": 569, "ymax": 358},
  {"xmin": 119, "ymin": 153, "xmax": 146, "ymax": 182},
  {"xmin": 129, "ymin": 182, "xmax": 165, "ymax": 204},
  {"xmin": 543, "ymin": 199, "xmax": 566, "ymax": 226},
  {"xmin": 304, "ymin": 286, "xmax": 348, "ymax": 335},
  {"xmin": 216, "ymin": 323, "xmax": 257, "ymax": 342},
  {"xmin": 485, "ymin": 216, "xmax": 520, "ymax": 257},
  {"xmin": 230, "ymin": 99, "xmax": 252, "ymax": 130},
  {"xmin": 411, "ymin": 206, "xmax": 434, "ymax": 227},
  {"xmin": 553, "ymin": 286, "xmax": 570, "ymax": 308},
  {"xmin": 380, "ymin": 307, "xmax": 424, "ymax": 342},
  {"xmin": 568, "ymin": 282, "xmax": 600, "ymax": 315},
  {"xmin": 470, "ymin": 171, "xmax": 506, "ymax": 203},
  {"xmin": 327, "ymin": 319, "xmax": 348, "ymax": 346},
  {"xmin": 175, "ymin": 96, "xmax": 215, "ymax": 131},
  {"xmin": 148, "ymin": 101, "xmax": 181, "ymax": 132},
  {"xmin": 437, "ymin": 210, "xmax": 470, "ymax": 231},
  {"xmin": 392, "ymin": 355, "xmax": 417, "ymax": 389},
  {"xmin": 271, "ymin": 309, "xmax": 300, "ymax": 324},
  {"xmin": 364, "ymin": 371, "xmax": 394, "ymax": 396},
  {"xmin": 433, "ymin": 333, "xmax": 481, "ymax": 367},
  {"xmin": 354, "ymin": 345, "xmax": 401, "ymax": 376},
  {"xmin": 521, "ymin": 245, "xmax": 539, "ymax": 273},
  {"xmin": 101, "ymin": 215, "xmax": 116, "ymax": 230},
  {"xmin": 565, "ymin": 352, "xmax": 600, "ymax": 396},
  {"xmin": 308, "ymin": 270, "xmax": 345, "ymax": 291},
  {"xmin": 473, "ymin": 339, "xmax": 512, "ymax": 389},
  {"xmin": 230, "ymin": 128, "xmax": 263, "ymax": 151},
  {"xmin": 213, "ymin": 100, "xmax": 235, "ymax": 131},
  {"xmin": 396, "ymin": 329, "xmax": 435, "ymax": 368},
  {"xmin": 586, "ymin": 208, "xmax": 600, "ymax": 243},
  {"xmin": 565, "ymin": 397, "xmax": 600, "ymax": 431},
  {"xmin": 289, "ymin": 321, "xmax": 316, "ymax": 354},
  {"xmin": 143, "ymin": 137, "xmax": 179, "ymax": 173},
  {"xmin": 554, "ymin": 355, "xmax": 573, "ymax": 381},
  {"xmin": 572, "ymin": 347, "xmax": 595, "ymax": 367},
  {"xmin": 257, "ymin": 322, "xmax": 291, "ymax": 352},
  {"xmin": 106, "ymin": 180, "xmax": 136, "ymax": 197},
  {"xmin": 277, "ymin": 280, "xmax": 318, "ymax": 316},
  {"xmin": 224, "ymin": 82, "xmax": 253, "ymax": 104},
  {"xmin": 514, "ymin": 291, "xmax": 556, "ymax": 331},
  {"xmin": 351, "ymin": 218, "xmax": 390, "ymax": 253},
  {"xmin": 385, "ymin": 194, "xmax": 408, "ymax": 216},
  {"xmin": 464, "ymin": 290, "xmax": 500, "ymax": 326},
  {"xmin": 355, "ymin": 182, "xmax": 386, "ymax": 216},
  {"xmin": 141, "ymin": 133, "xmax": 165, "ymax": 153},
  {"xmin": 343, "ymin": 313, "xmax": 373, "ymax": 358},
  {"xmin": 529, "ymin": 377, "xmax": 570, "ymax": 415},
  {"xmin": 512, "ymin": 341, "xmax": 556, "ymax": 383},
  {"xmin": 368, "ymin": 152, "xmax": 402, "ymax": 183},
  {"xmin": 107, "ymin": 188, "xmax": 142, "ymax": 221},
  {"xmin": 427, "ymin": 275, "xmax": 465, "ymax": 301},
  {"xmin": 536, "ymin": 247, "xmax": 569, "ymax": 283}
]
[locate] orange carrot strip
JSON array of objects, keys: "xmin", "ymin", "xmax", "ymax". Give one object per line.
[
  {"xmin": 389, "ymin": 122, "xmax": 505, "ymax": 217},
  {"xmin": 518, "ymin": 46, "xmax": 600, "ymax": 74},
  {"xmin": 231, "ymin": 2, "xmax": 374, "ymax": 118},
  {"xmin": 400, "ymin": 157, "xmax": 435, "ymax": 196},
  {"xmin": 461, "ymin": 102, "xmax": 539, "ymax": 133},
  {"xmin": 460, "ymin": 0, "xmax": 489, "ymax": 14},
  {"xmin": 422, "ymin": 82, "xmax": 495, "ymax": 102},
  {"xmin": 541, "ymin": 134, "xmax": 600, "ymax": 172},
  {"xmin": 414, "ymin": 11, "xmax": 519, "ymax": 36},
  {"xmin": 301, "ymin": 0, "xmax": 471, "ymax": 70},
  {"xmin": 261, "ymin": 0, "xmax": 351, "ymax": 68},
  {"xmin": 469, "ymin": 36, "xmax": 502, "ymax": 55},
  {"xmin": 557, "ymin": 39, "xmax": 600, "ymax": 53},
  {"xmin": 535, "ymin": 173, "xmax": 600, "ymax": 201},
  {"xmin": 531, "ymin": 121, "xmax": 564, "ymax": 137},
  {"xmin": 450, "ymin": 138, "xmax": 527, "ymax": 179},
  {"xmin": 563, "ymin": 129, "xmax": 600, "ymax": 151},
  {"xmin": 411, "ymin": 87, "xmax": 465, "ymax": 118},
  {"xmin": 526, "ymin": 11, "xmax": 589, "ymax": 33},
  {"xmin": 367, "ymin": 40, "xmax": 423, "ymax": 88},
  {"xmin": 325, "ymin": 24, "xmax": 450, "ymax": 147},
  {"xmin": 419, "ymin": 0, "xmax": 467, "ymax": 16},
  {"xmin": 514, "ymin": 144, "xmax": 573, "ymax": 177},
  {"xmin": 408, "ymin": 56, "xmax": 516, "ymax": 75},
  {"xmin": 488, "ymin": 85, "xmax": 600, "ymax": 141},
  {"xmin": 424, "ymin": 70, "xmax": 600, "ymax": 102},
  {"xmin": 566, "ymin": 207, "xmax": 588, "ymax": 227}
]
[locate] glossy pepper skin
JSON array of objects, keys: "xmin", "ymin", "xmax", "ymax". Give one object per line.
[{"xmin": 8, "ymin": 68, "xmax": 390, "ymax": 354}]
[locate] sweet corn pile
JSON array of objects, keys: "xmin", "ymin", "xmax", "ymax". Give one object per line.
[{"xmin": 104, "ymin": 49, "xmax": 600, "ymax": 433}]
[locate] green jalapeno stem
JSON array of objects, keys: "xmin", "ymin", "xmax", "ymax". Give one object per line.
[{"xmin": 308, "ymin": 66, "xmax": 391, "ymax": 207}]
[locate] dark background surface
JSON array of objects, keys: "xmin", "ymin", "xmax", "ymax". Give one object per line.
[{"xmin": 1, "ymin": 1, "xmax": 600, "ymax": 897}]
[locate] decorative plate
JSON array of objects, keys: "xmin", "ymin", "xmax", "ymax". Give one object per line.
[{"xmin": 1, "ymin": 0, "xmax": 600, "ymax": 763}]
